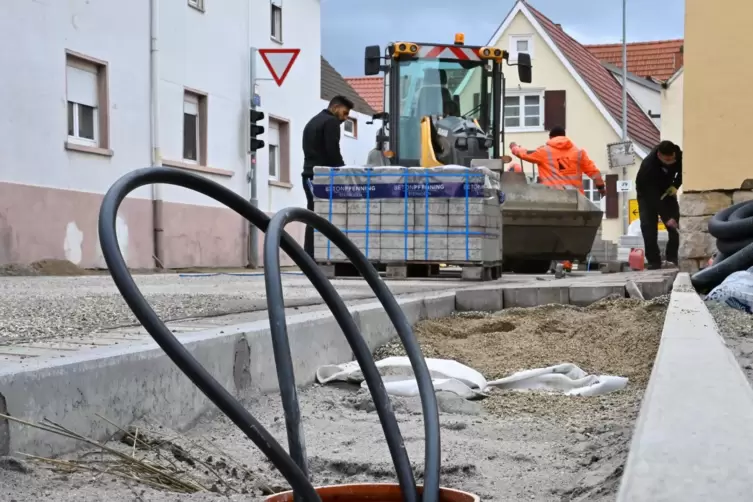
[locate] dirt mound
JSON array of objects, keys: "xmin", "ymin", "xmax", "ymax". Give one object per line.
[
  {"xmin": 0, "ymin": 259, "xmax": 90, "ymax": 277},
  {"xmin": 374, "ymin": 296, "xmax": 668, "ymax": 424}
]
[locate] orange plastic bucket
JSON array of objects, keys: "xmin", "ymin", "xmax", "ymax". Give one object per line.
[{"xmin": 265, "ymin": 483, "xmax": 480, "ymax": 502}]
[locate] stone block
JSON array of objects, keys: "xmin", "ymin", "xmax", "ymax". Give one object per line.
[
  {"xmin": 456, "ymin": 287, "xmax": 503, "ymax": 311},
  {"xmin": 348, "ymin": 214, "xmax": 381, "ymax": 227},
  {"xmin": 415, "ymin": 213, "xmax": 449, "ymax": 227},
  {"xmin": 679, "ymin": 191, "xmax": 732, "ymax": 217},
  {"xmin": 347, "ymin": 201, "xmax": 380, "ymax": 214},
  {"xmin": 380, "ymin": 248, "xmax": 415, "ymax": 261},
  {"xmin": 569, "ymin": 284, "xmax": 625, "ymax": 306},
  {"xmin": 314, "ymin": 200, "xmax": 347, "ymax": 214},
  {"xmin": 503, "ymin": 284, "xmax": 569, "ymax": 307},
  {"xmin": 679, "ymin": 259, "xmax": 702, "ymax": 274},
  {"xmin": 679, "ymin": 231, "xmax": 717, "ymax": 260},
  {"xmin": 381, "ymin": 199, "xmax": 415, "ymax": 215},
  {"xmin": 415, "ymin": 200, "xmax": 449, "ymax": 215},
  {"xmin": 732, "ymin": 190, "xmax": 753, "ymax": 205},
  {"xmin": 682, "ymin": 216, "xmax": 710, "ymax": 234},
  {"xmin": 449, "ymin": 214, "xmax": 487, "ymax": 227}
]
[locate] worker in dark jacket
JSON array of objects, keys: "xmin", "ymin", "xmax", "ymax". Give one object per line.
[
  {"xmin": 301, "ymin": 95, "xmax": 353, "ymax": 258},
  {"xmin": 635, "ymin": 140, "xmax": 683, "ymax": 269}
]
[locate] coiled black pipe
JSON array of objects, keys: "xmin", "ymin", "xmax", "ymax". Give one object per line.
[
  {"xmin": 691, "ymin": 199, "xmax": 753, "ymax": 291},
  {"xmin": 98, "ymin": 167, "xmax": 440, "ymax": 502}
]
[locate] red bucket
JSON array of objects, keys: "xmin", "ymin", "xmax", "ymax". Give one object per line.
[{"xmin": 265, "ymin": 483, "xmax": 480, "ymax": 502}]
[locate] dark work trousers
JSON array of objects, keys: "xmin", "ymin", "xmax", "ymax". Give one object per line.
[
  {"xmin": 302, "ymin": 174, "xmax": 315, "ymax": 259},
  {"xmin": 638, "ymin": 195, "xmax": 680, "ymax": 266}
]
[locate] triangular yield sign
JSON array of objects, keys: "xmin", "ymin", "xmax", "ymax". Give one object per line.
[{"xmin": 259, "ymin": 48, "xmax": 301, "ymax": 86}]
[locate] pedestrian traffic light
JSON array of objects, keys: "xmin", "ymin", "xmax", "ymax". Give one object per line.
[{"xmin": 250, "ymin": 109, "xmax": 265, "ymax": 152}]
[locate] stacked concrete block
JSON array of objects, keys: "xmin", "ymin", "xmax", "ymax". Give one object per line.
[{"xmin": 311, "ymin": 166, "xmax": 502, "ymax": 264}]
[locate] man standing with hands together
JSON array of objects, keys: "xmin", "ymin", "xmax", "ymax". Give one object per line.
[{"xmin": 635, "ymin": 140, "xmax": 683, "ymax": 269}]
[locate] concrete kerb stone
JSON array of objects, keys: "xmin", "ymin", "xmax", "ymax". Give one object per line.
[
  {"xmin": 617, "ymin": 273, "xmax": 753, "ymax": 501},
  {"xmin": 455, "ymin": 285, "xmax": 504, "ymax": 312},
  {"xmin": 568, "ymin": 283, "xmax": 626, "ymax": 306},
  {"xmin": 503, "ymin": 283, "xmax": 570, "ymax": 308},
  {"xmin": 0, "ymin": 292, "xmax": 455, "ymax": 457}
]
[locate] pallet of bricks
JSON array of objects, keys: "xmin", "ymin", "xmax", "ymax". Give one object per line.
[{"xmin": 311, "ymin": 166, "xmax": 503, "ymax": 280}]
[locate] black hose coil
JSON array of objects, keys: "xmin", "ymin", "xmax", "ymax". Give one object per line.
[
  {"xmin": 691, "ymin": 199, "xmax": 753, "ymax": 291},
  {"xmin": 98, "ymin": 167, "xmax": 442, "ymax": 502}
]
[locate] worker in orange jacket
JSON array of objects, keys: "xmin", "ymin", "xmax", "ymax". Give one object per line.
[{"xmin": 509, "ymin": 126, "xmax": 606, "ymax": 196}]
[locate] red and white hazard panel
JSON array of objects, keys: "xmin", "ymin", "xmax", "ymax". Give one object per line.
[{"xmin": 417, "ymin": 45, "xmax": 481, "ymax": 61}]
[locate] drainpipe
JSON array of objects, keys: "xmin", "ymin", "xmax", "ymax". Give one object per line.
[{"xmin": 150, "ymin": 0, "xmax": 164, "ymax": 269}]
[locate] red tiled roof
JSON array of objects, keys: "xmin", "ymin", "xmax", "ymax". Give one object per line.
[
  {"xmin": 585, "ymin": 39, "xmax": 684, "ymax": 82},
  {"xmin": 526, "ymin": 4, "xmax": 660, "ymax": 150},
  {"xmin": 345, "ymin": 77, "xmax": 384, "ymax": 113}
]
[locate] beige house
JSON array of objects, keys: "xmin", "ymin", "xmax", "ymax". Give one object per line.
[
  {"xmin": 661, "ymin": 68, "xmax": 683, "ymax": 148},
  {"xmin": 457, "ymin": 0, "xmax": 661, "ymax": 243},
  {"xmin": 678, "ymin": 0, "xmax": 753, "ymax": 271}
]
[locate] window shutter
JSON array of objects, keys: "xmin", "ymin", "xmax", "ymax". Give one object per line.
[
  {"xmin": 66, "ymin": 65, "xmax": 98, "ymax": 107},
  {"xmin": 543, "ymin": 90, "xmax": 566, "ymax": 131},
  {"xmin": 605, "ymin": 174, "xmax": 619, "ymax": 219}
]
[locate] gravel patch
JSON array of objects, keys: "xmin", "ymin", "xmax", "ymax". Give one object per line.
[
  {"xmin": 707, "ymin": 301, "xmax": 753, "ymax": 383},
  {"xmin": 0, "ymin": 275, "xmax": 459, "ymax": 345}
]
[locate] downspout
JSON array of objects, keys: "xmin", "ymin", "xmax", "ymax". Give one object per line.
[{"xmin": 150, "ymin": 0, "xmax": 164, "ymax": 269}]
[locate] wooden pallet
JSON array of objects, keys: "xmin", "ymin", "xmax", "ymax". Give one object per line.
[{"xmin": 315, "ymin": 261, "xmax": 503, "ymax": 282}]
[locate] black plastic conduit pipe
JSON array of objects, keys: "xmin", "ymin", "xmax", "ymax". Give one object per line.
[
  {"xmin": 691, "ymin": 199, "xmax": 753, "ymax": 291},
  {"xmin": 97, "ymin": 167, "xmax": 440, "ymax": 502},
  {"xmin": 264, "ymin": 207, "xmax": 442, "ymax": 502}
]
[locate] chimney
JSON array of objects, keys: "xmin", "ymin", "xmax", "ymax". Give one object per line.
[{"xmin": 555, "ymin": 23, "xmax": 562, "ymax": 29}]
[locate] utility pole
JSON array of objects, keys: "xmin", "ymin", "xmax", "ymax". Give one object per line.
[
  {"xmin": 248, "ymin": 47, "xmax": 260, "ymax": 268},
  {"xmin": 621, "ymin": 0, "xmax": 629, "ymax": 235}
]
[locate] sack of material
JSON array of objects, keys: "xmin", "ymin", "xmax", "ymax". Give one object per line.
[{"xmin": 316, "ymin": 357, "xmax": 628, "ymax": 400}]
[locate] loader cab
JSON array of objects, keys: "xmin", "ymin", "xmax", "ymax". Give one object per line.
[{"xmin": 364, "ymin": 38, "xmax": 532, "ymax": 167}]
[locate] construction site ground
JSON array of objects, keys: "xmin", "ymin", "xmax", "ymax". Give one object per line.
[{"xmin": 0, "ymin": 284, "xmax": 669, "ymax": 502}]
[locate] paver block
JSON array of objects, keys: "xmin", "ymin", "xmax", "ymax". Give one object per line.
[
  {"xmin": 569, "ymin": 284, "xmax": 625, "ymax": 306},
  {"xmin": 456, "ymin": 287, "xmax": 503, "ymax": 312},
  {"xmin": 503, "ymin": 284, "xmax": 570, "ymax": 308}
]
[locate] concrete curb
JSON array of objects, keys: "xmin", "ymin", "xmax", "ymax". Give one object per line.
[
  {"xmin": 617, "ymin": 273, "xmax": 753, "ymax": 501},
  {"xmin": 0, "ymin": 272, "xmax": 673, "ymax": 457}
]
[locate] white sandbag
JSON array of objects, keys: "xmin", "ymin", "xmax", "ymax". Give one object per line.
[
  {"xmin": 317, "ymin": 358, "xmax": 627, "ymax": 400},
  {"xmin": 360, "ymin": 375, "xmax": 487, "ymax": 400},
  {"xmin": 487, "ymin": 363, "xmax": 628, "ymax": 397},
  {"xmin": 316, "ymin": 356, "xmax": 487, "ymax": 391}
]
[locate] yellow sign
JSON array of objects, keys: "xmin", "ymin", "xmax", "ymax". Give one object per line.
[{"xmin": 628, "ymin": 199, "xmax": 666, "ymax": 230}]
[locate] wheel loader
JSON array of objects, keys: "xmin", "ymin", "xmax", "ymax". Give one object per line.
[{"xmin": 362, "ymin": 34, "xmax": 603, "ymax": 274}]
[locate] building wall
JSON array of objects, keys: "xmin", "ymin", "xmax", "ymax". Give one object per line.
[
  {"xmin": 626, "ymin": 80, "xmax": 661, "ymax": 129},
  {"xmin": 0, "ymin": 0, "xmax": 318, "ymax": 269},
  {"xmin": 684, "ymin": 0, "xmax": 753, "ymax": 192},
  {"xmin": 661, "ymin": 70, "xmax": 683, "ymax": 148},
  {"xmin": 462, "ymin": 12, "xmax": 641, "ymax": 243},
  {"xmin": 678, "ymin": 0, "xmax": 753, "ymax": 271}
]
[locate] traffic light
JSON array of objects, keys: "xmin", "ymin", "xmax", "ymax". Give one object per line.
[{"xmin": 250, "ymin": 109, "xmax": 265, "ymax": 152}]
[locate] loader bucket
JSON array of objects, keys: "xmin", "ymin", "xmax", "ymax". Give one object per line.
[{"xmin": 499, "ymin": 172, "xmax": 603, "ymax": 273}]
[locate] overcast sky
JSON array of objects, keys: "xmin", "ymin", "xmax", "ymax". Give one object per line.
[{"xmin": 321, "ymin": 0, "xmax": 685, "ymax": 77}]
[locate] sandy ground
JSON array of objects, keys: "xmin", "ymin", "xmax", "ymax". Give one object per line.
[
  {"xmin": 0, "ymin": 296, "xmax": 667, "ymax": 501},
  {"xmin": 707, "ymin": 301, "xmax": 753, "ymax": 383}
]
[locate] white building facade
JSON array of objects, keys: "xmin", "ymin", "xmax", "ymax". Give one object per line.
[{"xmin": 0, "ymin": 0, "xmax": 320, "ymax": 269}]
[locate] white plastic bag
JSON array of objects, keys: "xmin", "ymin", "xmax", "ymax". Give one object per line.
[{"xmin": 706, "ymin": 267, "xmax": 753, "ymax": 314}]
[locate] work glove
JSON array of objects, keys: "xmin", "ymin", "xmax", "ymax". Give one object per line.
[
  {"xmin": 596, "ymin": 184, "xmax": 606, "ymax": 197},
  {"xmin": 661, "ymin": 186, "xmax": 678, "ymax": 199}
]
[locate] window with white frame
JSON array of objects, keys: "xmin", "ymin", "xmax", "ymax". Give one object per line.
[
  {"xmin": 582, "ymin": 176, "xmax": 602, "ymax": 203},
  {"xmin": 509, "ymin": 34, "xmax": 533, "ymax": 62},
  {"xmin": 66, "ymin": 62, "xmax": 99, "ymax": 146},
  {"xmin": 343, "ymin": 118, "xmax": 356, "ymax": 138},
  {"xmin": 183, "ymin": 93, "xmax": 201, "ymax": 163},
  {"xmin": 268, "ymin": 120, "xmax": 280, "ymax": 179},
  {"xmin": 271, "ymin": 0, "xmax": 282, "ymax": 42},
  {"xmin": 503, "ymin": 92, "xmax": 543, "ymax": 131},
  {"xmin": 188, "ymin": 0, "xmax": 204, "ymax": 10}
]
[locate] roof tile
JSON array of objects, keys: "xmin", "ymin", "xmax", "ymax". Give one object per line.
[
  {"xmin": 585, "ymin": 39, "xmax": 684, "ymax": 81},
  {"xmin": 345, "ymin": 77, "xmax": 384, "ymax": 113},
  {"xmin": 526, "ymin": 4, "xmax": 661, "ymax": 150}
]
